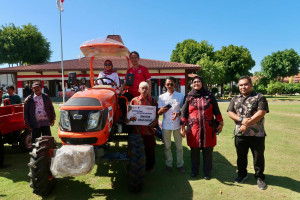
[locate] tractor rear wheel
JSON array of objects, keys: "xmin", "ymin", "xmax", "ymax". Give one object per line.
[
  {"xmin": 28, "ymin": 136, "xmax": 57, "ymax": 196},
  {"xmin": 127, "ymin": 133, "xmax": 145, "ymax": 193},
  {"xmin": 19, "ymin": 129, "xmax": 32, "ymax": 152}
]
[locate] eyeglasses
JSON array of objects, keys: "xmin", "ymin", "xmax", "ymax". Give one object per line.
[
  {"xmin": 104, "ymin": 63, "xmax": 112, "ymax": 66},
  {"xmin": 193, "ymin": 81, "xmax": 201, "ymax": 84},
  {"xmin": 166, "ymin": 83, "xmax": 174, "ymax": 86}
]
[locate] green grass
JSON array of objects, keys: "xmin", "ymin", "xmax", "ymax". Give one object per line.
[{"xmin": 0, "ymin": 102, "xmax": 300, "ymax": 200}]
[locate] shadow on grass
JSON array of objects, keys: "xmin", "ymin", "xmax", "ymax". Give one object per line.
[{"xmin": 212, "ymin": 151, "xmax": 300, "ymax": 193}]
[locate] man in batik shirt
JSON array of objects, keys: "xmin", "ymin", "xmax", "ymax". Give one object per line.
[{"xmin": 227, "ymin": 76, "xmax": 269, "ymax": 190}]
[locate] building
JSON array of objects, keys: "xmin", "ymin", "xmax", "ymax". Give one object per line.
[{"xmin": 0, "ymin": 35, "xmax": 201, "ymax": 98}]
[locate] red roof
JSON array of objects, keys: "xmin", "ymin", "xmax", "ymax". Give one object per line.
[{"xmin": 0, "ymin": 57, "xmax": 201, "ymax": 74}]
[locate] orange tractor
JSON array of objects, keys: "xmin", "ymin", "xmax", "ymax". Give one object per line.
[
  {"xmin": 28, "ymin": 38, "xmax": 146, "ymax": 196},
  {"xmin": 0, "ymin": 100, "xmax": 32, "ymax": 166}
]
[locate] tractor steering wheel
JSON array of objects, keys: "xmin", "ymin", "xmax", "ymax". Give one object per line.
[{"xmin": 95, "ymin": 77, "xmax": 115, "ymax": 86}]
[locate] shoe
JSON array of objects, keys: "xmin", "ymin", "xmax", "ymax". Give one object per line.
[
  {"xmin": 165, "ymin": 166, "xmax": 172, "ymax": 173},
  {"xmin": 191, "ymin": 172, "xmax": 198, "ymax": 178},
  {"xmin": 177, "ymin": 166, "xmax": 185, "ymax": 173},
  {"xmin": 234, "ymin": 175, "xmax": 248, "ymax": 183},
  {"xmin": 257, "ymin": 178, "xmax": 268, "ymax": 190},
  {"xmin": 204, "ymin": 176, "xmax": 211, "ymax": 180}
]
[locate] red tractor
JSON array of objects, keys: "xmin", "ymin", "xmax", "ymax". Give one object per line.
[
  {"xmin": 0, "ymin": 100, "xmax": 32, "ymax": 166},
  {"xmin": 28, "ymin": 38, "xmax": 146, "ymax": 196}
]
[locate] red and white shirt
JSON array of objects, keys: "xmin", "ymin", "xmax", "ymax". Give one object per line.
[{"xmin": 125, "ymin": 65, "xmax": 151, "ymax": 97}]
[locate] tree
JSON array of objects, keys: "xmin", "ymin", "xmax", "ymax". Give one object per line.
[
  {"xmin": 0, "ymin": 23, "xmax": 52, "ymax": 66},
  {"xmin": 171, "ymin": 39, "xmax": 214, "ymax": 64},
  {"xmin": 215, "ymin": 45, "xmax": 255, "ymax": 83},
  {"xmin": 197, "ymin": 55, "xmax": 225, "ymax": 89},
  {"xmin": 261, "ymin": 49, "xmax": 300, "ymax": 81}
]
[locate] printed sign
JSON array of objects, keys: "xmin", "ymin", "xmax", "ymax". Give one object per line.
[{"xmin": 126, "ymin": 105, "xmax": 156, "ymax": 126}]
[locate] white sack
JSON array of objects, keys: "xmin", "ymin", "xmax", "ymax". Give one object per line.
[{"xmin": 50, "ymin": 145, "xmax": 95, "ymax": 177}]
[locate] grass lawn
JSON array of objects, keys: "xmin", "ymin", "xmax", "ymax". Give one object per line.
[{"xmin": 0, "ymin": 102, "xmax": 300, "ymax": 200}]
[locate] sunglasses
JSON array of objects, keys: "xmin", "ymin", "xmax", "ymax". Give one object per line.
[
  {"xmin": 104, "ymin": 63, "xmax": 112, "ymax": 66},
  {"xmin": 166, "ymin": 83, "xmax": 174, "ymax": 86},
  {"xmin": 193, "ymin": 81, "xmax": 201, "ymax": 84}
]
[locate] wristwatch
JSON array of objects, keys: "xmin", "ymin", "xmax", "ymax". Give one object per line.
[{"xmin": 238, "ymin": 117, "xmax": 243, "ymax": 123}]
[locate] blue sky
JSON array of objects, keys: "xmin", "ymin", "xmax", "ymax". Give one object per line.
[{"xmin": 1, "ymin": 0, "xmax": 300, "ymax": 72}]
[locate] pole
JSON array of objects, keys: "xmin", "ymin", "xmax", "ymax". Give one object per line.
[{"xmin": 59, "ymin": 10, "xmax": 65, "ymax": 103}]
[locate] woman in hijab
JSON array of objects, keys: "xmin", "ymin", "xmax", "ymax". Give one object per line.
[
  {"xmin": 180, "ymin": 76, "xmax": 224, "ymax": 180},
  {"xmin": 97, "ymin": 59, "xmax": 120, "ymax": 92}
]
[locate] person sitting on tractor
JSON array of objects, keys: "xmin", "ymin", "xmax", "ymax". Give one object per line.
[
  {"xmin": 2, "ymin": 85, "xmax": 22, "ymax": 105},
  {"xmin": 96, "ymin": 59, "xmax": 120, "ymax": 93}
]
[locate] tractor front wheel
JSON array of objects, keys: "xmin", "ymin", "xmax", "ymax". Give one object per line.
[
  {"xmin": 28, "ymin": 136, "xmax": 57, "ymax": 196},
  {"xmin": 127, "ymin": 133, "xmax": 145, "ymax": 193}
]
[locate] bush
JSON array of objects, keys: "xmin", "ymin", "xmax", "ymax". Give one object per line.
[
  {"xmin": 282, "ymin": 83, "xmax": 297, "ymax": 95},
  {"xmin": 211, "ymin": 87, "xmax": 219, "ymax": 94},
  {"xmin": 267, "ymin": 81, "xmax": 284, "ymax": 95}
]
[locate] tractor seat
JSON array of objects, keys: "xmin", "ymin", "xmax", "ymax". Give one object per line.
[{"xmin": 93, "ymin": 85, "xmax": 113, "ymax": 89}]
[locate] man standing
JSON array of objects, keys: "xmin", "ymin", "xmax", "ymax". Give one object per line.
[
  {"xmin": 227, "ymin": 76, "xmax": 269, "ymax": 190},
  {"xmin": 2, "ymin": 85, "xmax": 22, "ymax": 105},
  {"xmin": 24, "ymin": 82, "xmax": 56, "ymax": 143},
  {"xmin": 158, "ymin": 77, "xmax": 185, "ymax": 173},
  {"xmin": 121, "ymin": 51, "xmax": 151, "ymax": 102}
]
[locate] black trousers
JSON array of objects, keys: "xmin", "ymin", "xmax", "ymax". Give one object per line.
[
  {"xmin": 31, "ymin": 126, "xmax": 52, "ymax": 143},
  {"xmin": 235, "ymin": 136, "xmax": 265, "ymax": 180},
  {"xmin": 190, "ymin": 147, "xmax": 213, "ymax": 176},
  {"xmin": 143, "ymin": 135, "xmax": 156, "ymax": 171}
]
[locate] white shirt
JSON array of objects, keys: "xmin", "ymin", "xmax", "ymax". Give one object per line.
[
  {"xmin": 158, "ymin": 91, "xmax": 185, "ymax": 130},
  {"xmin": 97, "ymin": 72, "xmax": 120, "ymax": 92}
]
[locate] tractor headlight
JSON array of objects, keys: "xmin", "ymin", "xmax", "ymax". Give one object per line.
[
  {"xmin": 60, "ymin": 110, "xmax": 71, "ymax": 131},
  {"xmin": 87, "ymin": 111, "xmax": 101, "ymax": 130}
]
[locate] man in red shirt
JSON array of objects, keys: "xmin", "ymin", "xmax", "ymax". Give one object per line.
[{"xmin": 121, "ymin": 51, "xmax": 151, "ymax": 102}]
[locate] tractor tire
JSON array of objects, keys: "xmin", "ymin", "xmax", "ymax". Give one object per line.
[
  {"xmin": 127, "ymin": 134, "xmax": 145, "ymax": 193},
  {"xmin": 19, "ymin": 129, "xmax": 32, "ymax": 152},
  {"xmin": 28, "ymin": 136, "xmax": 57, "ymax": 196}
]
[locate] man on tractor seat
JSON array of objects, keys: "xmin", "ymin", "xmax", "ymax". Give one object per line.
[{"xmin": 2, "ymin": 85, "xmax": 22, "ymax": 105}]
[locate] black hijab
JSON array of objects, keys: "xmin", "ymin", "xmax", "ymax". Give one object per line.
[{"xmin": 188, "ymin": 75, "xmax": 209, "ymax": 97}]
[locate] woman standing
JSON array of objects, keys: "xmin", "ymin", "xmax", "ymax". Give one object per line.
[{"xmin": 180, "ymin": 76, "xmax": 224, "ymax": 179}]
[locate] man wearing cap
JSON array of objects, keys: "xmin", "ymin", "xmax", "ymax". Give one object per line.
[{"xmin": 24, "ymin": 82, "xmax": 56, "ymax": 143}]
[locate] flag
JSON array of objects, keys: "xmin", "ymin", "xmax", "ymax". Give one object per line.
[{"xmin": 57, "ymin": 0, "xmax": 64, "ymax": 11}]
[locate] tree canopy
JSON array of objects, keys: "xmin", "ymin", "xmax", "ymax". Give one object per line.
[
  {"xmin": 0, "ymin": 23, "xmax": 51, "ymax": 66},
  {"xmin": 170, "ymin": 39, "xmax": 214, "ymax": 64},
  {"xmin": 214, "ymin": 45, "xmax": 255, "ymax": 83},
  {"xmin": 261, "ymin": 49, "xmax": 300, "ymax": 81},
  {"xmin": 196, "ymin": 55, "xmax": 225, "ymax": 89}
]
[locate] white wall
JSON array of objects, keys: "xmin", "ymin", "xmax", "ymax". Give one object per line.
[{"xmin": 0, "ymin": 74, "xmax": 13, "ymax": 89}]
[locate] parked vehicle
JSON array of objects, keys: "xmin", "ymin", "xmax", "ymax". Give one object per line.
[
  {"xmin": 28, "ymin": 38, "xmax": 146, "ymax": 196},
  {"xmin": 0, "ymin": 99, "xmax": 32, "ymax": 166}
]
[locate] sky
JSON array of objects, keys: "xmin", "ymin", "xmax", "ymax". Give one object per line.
[{"xmin": 1, "ymin": 0, "xmax": 300, "ymax": 73}]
